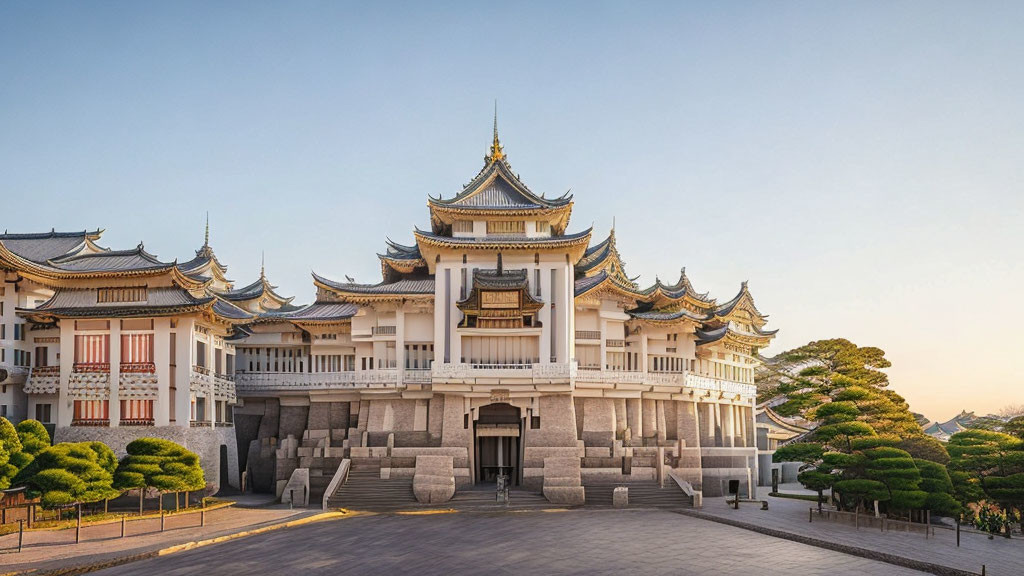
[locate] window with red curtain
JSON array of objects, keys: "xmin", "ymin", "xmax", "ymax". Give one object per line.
[
  {"xmin": 74, "ymin": 335, "xmax": 110, "ymax": 369},
  {"xmin": 121, "ymin": 333, "xmax": 154, "ymax": 372},
  {"xmin": 73, "ymin": 400, "xmax": 109, "ymax": 423},
  {"xmin": 120, "ymin": 399, "xmax": 154, "ymax": 423}
]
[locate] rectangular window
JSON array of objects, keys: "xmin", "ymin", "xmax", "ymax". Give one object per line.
[
  {"xmin": 35, "ymin": 403, "xmax": 52, "ymax": 423},
  {"xmin": 535, "ymin": 220, "xmax": 551, "ymax": 235},
  {"xmin": 96, "ymin": 286, "xmax": 148, "ymax": 303},
  {"xmin": 120, "ymin": 399, "xmax": 154, "ymax": 423},
  {"xmin": 486, "ymin": 220, "xmax": 525, "ymax": 235},
  {"xmin": 121, "ymin": 333, "xmax": 154, "ymax": 365},
  {"xmin": 73, "ymin": 400, "xmax": 109, "ymax": 424},
  {"xmin": 74, "ymin": 334, "xmax": 110, "ymax": 366},
  {"xmin": 453, "ymin": 220, "xmax": 474, "ymax": 234},
  {"xmin": 534, "ymin": 269, "xmax": 541, "ymax": 296}
]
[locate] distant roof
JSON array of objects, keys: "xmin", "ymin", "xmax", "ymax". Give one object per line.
[
  {"xmin": 629, "ymin": 307, "xmax": 708, "ymax": 323},
  {"xmin": 221, "ymin": 276, "xmax": 293, "ymax": 305},
  {"xmin": 47, "ymin": 245, "xmax": 171, "ymax": 273},
  {"xmin": 266, "ymin": 302, "xmax": 360, "ymax": 322},
  {"xmin": 313, "ymin": 273, "xmax": 435, "ymax": 295}
]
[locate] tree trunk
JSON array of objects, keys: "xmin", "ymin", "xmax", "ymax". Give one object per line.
[
  {"xmin": 817, "ymin": 489, "xmax": 823, "ymax": 512},
  {"xmin": 176, "ymin": 492, "xmax": 180, "ymax": 512},
  {"xmin": 874, "ymin": 500, "xmax": 880, "ymax": 518},
  {"xmin": 104, "ymin": 498, "xmax": 109, "ymax": 514},
  {"xmin": 159, "ymin": 492, "xmax": 163, "ymax": 515},
  {"xmin": 139, "ymin": 490, "xmax": 144, "ymax": 516},
  {"xmin": 185, "ymin": 490, "xmax": 189, "ymax": 509}
]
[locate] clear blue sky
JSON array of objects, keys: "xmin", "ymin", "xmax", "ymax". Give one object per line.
[{"xmin": 2, "ymin": 1, "xmax": 1022, "ymax": 420}]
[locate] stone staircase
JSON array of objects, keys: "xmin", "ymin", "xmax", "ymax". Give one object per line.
[
  {"xmin": 446, "ymin": 488, "xmax": 553, "ymax": 511},
  {"xmin": 583, "ymin": 480, "xmax": 692, "ymax": 508},
  {"xmin": 328, "ymin": 466, "xmax": 416, "ymax": 511}
]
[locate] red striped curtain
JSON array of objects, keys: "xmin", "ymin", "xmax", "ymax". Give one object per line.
[
  {"xmin": 73, "ymin": 400, "xmax": 109, "ymax": 421},
  {"xmin": 120, "ymin": 399, "xmax": 154, "ymax": 420},
  {"xmin": 74, "ymin": 335, "xmax": 110, "ymax": 364},
  {"xmin": 120, "ymin": 334, "xmax": 153, "ymax": 363}
]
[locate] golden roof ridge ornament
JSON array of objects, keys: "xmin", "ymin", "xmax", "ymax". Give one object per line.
[{"xmin": 485, "ymin": 101, "xmax": 505, "ymax": 165}]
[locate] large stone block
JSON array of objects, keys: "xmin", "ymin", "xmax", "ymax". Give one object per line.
[
  {"xmin": 413, "ymin": 455, "xmax": 455, "ymax": 504},
  {"xmin": 612, "ymin": 486, "xmax": 628, "ymax": 508},
  {"xmin": 543, "ymin": 486, "xmax": 585, "ymax": 505}
]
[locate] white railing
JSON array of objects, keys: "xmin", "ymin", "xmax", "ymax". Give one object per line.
[
  {"xmin": 685, "ymin": 373, "xmax": 756, "ymax": 397},
  {"xmin": 235, "ymin": 370, "xmax": 402, "ymax": 392},
  {"xmin": 403, "ymin": 368, "xmax": 432, "ymax": 383},
  {"xmin": 432, "ymin": 362, "xmax": 577, "ymax": 382},
  {"xmin": 213, "ymin": 373, "xmax": 237, "ymax": 403},
  {"xmin": 575, "ymin": 369, "xmax": 646, "ymax": 385}
]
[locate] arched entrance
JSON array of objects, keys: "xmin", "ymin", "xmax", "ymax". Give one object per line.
[{"xmin": 474, "ymin": 403, "xmax": 524, "ymax": 487}]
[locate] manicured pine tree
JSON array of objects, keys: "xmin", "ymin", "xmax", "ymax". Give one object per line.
[
  {"xmin": 12, "ymin": 441, "xmax": 121, "ymax": 510},
  {"xmin": 0, "ymin": 417, "xmax": 30, "ymax": 489},
  {"xmin": 16, "ymin": 419, "xmax": 52, "ymax": 458},
  {"xmin": 114, "ymin": 438, "xmax": 205, "ymax": 514}
]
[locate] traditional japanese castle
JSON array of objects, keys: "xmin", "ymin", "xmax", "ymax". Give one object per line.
[{"xmin": 0, "ymin": 117, "xmax": 776, "ymax": 505}]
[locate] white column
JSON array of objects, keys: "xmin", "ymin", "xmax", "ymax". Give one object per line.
[
  {"xmin": 206, "ymin": 335, "xmax": 215, "ymax": 427},
  {"xmin": 539, "ymin": 265, "xmax": 551, "ymax": 364},
  {"xmin": 599, "ymin": 318, "xmax": 607, "ymax": 371},
  {"xmin": 640, "ymin": 332, "xmax": 648, "ymax": 375},
  {"xmin": 154, "ymin": 318, "xmax": 171, "ymax": 426},
  {"xmin": 108, "ymin": 321, "xmax": 121, "ymax": 427},
  {"xmin": 396, "ymin": 307, "xmax": 405, "ymax": 386},
  {"xmin": 175, "ymin": 319, "xmax": 193, "ymax": 428},
  {"xmin": 57, "ymin": 321, "xmax": 75, "ymax": 427}
]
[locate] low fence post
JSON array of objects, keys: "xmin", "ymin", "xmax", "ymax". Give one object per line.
[
  {"xmin": 18, "ymin": 519, "xmax": 24, "ymax": 553},
  {"xmin": 201, "ymin": 499, "xmax": 206, "ymax": 527},
  {"xmin": 75, "ymin": 505, "xmax": 82, "ymax": 543},
  {"xmin": 121, "ymin": 515, "xmax": 126, "ymax": 538},
  {"xmin": 809, "ymin": 507, "xmax": 813, "ymax": 523},
  {"xmin": 956, "ymin": 516, "xmax": 961, "ymax": 547},
  {"xmin": 160, "ymin": 510, "xmax": 165, "ymax": 532}
]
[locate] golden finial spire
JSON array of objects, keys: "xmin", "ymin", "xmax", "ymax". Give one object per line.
[
  {"xmin": 204, "ymin": 212, "xmax": 210, "ymax": 247},
  {"xmin": 486, "ymin": 100, "xmax": 505, "ymax": 164},
  {"xmin": 260, "ymin": 251, "xmax": 265, "ymax": 280}
]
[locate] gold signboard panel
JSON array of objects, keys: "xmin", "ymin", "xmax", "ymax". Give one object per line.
[{"xmin": 481, "ymin": 291, "xmax": 519, "ymax": 309}]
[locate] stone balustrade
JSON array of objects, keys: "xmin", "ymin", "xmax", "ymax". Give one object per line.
[
  {"xmin": 234, "ymin": 369, "xmax": 404, "ymax": 392},
  {"xmin": 432, "ymin": 361, "xmax": 577, "ymax": 382}
]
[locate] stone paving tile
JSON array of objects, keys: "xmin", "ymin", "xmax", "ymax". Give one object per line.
[
  {"xmin": 697, "ymin": 494, "xmax": 1022, "ymax": 575},
  {"xmin": 0, "ymin": 506, "xmax": 306, "ymax": 573},
  {"xmin": 93, "ymin": 509, "xmax": 928, "ymax": 576}
]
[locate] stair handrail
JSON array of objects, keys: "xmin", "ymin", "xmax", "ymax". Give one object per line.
[
  {"xmin": 666, "ymin": 468, "xmax": 694, "ymax": 497},
  {"xmin": 322, "ymin": 458, "xmax": 351, "ymax": 511}
]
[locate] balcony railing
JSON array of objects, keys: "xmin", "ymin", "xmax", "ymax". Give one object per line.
[
  {"xmin": 685, "ymin": 373, "xmax": 757, "ymax": 397},
  {"xmin": 372, "ymin": 325, "xmax": 397, "ymax": 336},
  {"xmin": 605, "ymin": 339, "xmax": 625, "ymax": 348},
  {"xmin": 433, "ymin": 362, "xmax": 577, "ymax": 382},
  {"xmin": 121, "ymin": 418, "xmax": 155, "ymax": 427},
  {"xmin": 71, "ymin": 419, "xmax": 109, "ymax": 427},
  {"xmin": 30, "ymin": 365, "xmax": 59, "ymax": 376},
  {"xmin": 576, "ymin": 368, "xmax": 646, "ymax": 385},
  {"xmin": 120, "ymin": 362, "xmax": 155, "ymax": 374},
  {"xmin": 403, "ymin": 368, "xmax": 432, "ymax": 383},
  {"xmin": 73, "ymin": 362, "xmax": 110, "ymax": 373},
  {"xmin": 234, "ymin": 370, "xmax": 402, "ymax": 392},
  {"xmin": 575, "ymin": 330, "xmax": 601, "ymax": 340}
]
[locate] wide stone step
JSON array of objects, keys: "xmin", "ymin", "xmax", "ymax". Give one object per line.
[{"xmin": 581, "ymin": 481, "xmax": 691, "ymax": 508}]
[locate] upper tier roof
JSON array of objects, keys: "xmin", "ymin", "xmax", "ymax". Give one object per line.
[
  {"xmin": 430, "ymin": 158, "xmax": 572, "ymax": 211},
  {"xmin": 47, "ymin": 244, "xmax": 171, "ymax": 272},
  {"xmin": 313, "ymin": 272, "xmax": 436, "ymax": 295},
  {"xmin": 0, "ymin": 229, "xmax": 105, "ymax": 263}
]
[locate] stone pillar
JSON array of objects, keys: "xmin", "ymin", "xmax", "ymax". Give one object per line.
[
  {"xmin": 539, "ymin": 265, "xmax": 551, "ymax": 365},
  {"xmin": 678, "ymin": 400, "xmax": 699, "ymax": 448},
  {"xmin": 655, "ymin": 400, "xmax": 667, "ymax": 444},
  {"xmin": 57, "ymin": 321, "xmax": 75, "ymax": 427},
  {"xmin": 109, "ymin": 320, "xmax": 121, "ymax": 427},
  {"xmin": 599, "ymin": 318, "xmax": 607, "ymax": 370},
  {"xmin": 714, "ymin": 403, "xmax": 723, "ymax": 447},
  {"xmin": 642, "ymin": 399, "xmax": 657, "ymax": 439},
  {"xmin": 626, "ymin": 398, "xmax": 642, "ymax": 445},
  {"xmin": 153, "ymin": 318, "xmax": 171, "ymax": 426}
]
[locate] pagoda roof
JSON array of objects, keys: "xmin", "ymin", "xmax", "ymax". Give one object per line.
[
  {"xmin": 221, "ymin": 276, "xmax": 294, "ymax": 307},
  {"xmin": 313, "ymin": 272, "xmax": 435, "ymax": 298},
  {"xmin": 576, "ymin": 228, "xmax": 640, "ymax": 291},
  {"xmin": 46, "ymin": 244, "xmax": 172, "ymax": 273},
  {"xmin": 377, "ymin": 239, "xmax": 427, "ymax": 281},
  {"xmin": 713, "ymin": 281, "xmax": 767, "ymax": 323},
  {"xmin": 472, "ymin": 268, "xmax": 529, "ymax": 290},
  {"xmin": 430, "ymin": 158, "xmax": 572, "ymax": 211},
  {"xmin": 0, "ymin": 229, "xmax": 105, "ymax": 263},
  {"xmin": 266, "ymin": 301, "xmax": 360, "ymax": 322},
  {"xmin": 18, "ymin": 287, "xmax": 212, "ymax": 319},
  {"xmin": 211, "ymin": 297, "xmax": 257, "ymax": 321},
  {"xmin": 414, "ymin": 228, "xmax": 592, "ymax": 269},
  {"xmin": 628, "ymin": 307, "xmax": 708, "ymax": 324},
  {"xmin": 695, "ymin": 325, "xmax": 729, "ymax": 346}
]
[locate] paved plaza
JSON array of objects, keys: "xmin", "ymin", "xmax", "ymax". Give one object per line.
[
  {"xmin": 94, "ymin": 509, "xmax": 929, "ymax": 576},
  {"xmin": 695, "ymin": 494, "xmax": 1023, "ymax": 575}
]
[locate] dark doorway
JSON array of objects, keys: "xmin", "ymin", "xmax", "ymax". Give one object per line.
[
  {"xmin": 219, "ymin": 444, "xmax": 229, "ymax": 491},
  {"xmin": 474, "ymin": 403, "xmax": 523, "ymax": 487}
]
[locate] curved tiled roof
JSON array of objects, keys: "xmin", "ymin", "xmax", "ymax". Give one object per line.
[
  {"xmin": 414, "ymin": 227, "xmax": 592, "ymax": 248},
  {"xmin": 47, "ymin": 245, "xmax": 171, "ymax": 272},
  {"xmin": 429, "ymin": 158, "xmax": 571, "ymax": 210},
  {"xmin": 574, "ymin": 271, "xmax": 609, "ymax": 297},
  {"xmin": 628, "ymin": 308, "xmax": 708, "ymax": 323},
  {"xmin": 695, "ymin": 325, "xmax": 729, "ymax": 345},
  {"xmin": 0, "ymin": 230, "xmax": 104, "ymax": 263},
  {"xmin": 313, "ymin": 273, "xmax": 435, "ymax": 295},
  {"xmin": 267, "ymin": 302, "xmax": 360, "ymax": 322}
]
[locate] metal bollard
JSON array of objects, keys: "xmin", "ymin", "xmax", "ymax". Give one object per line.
[
  {"xmin": 121, "ymin": 515, "xmax": 126, "ymax": 538},
  {"xmin": 18, "ymin": 519, "xmax": 24, "ymax": 552},
  {"xmin": 956, "ymin": 517, "xmax": 961, "ymax": 547},
  {"xmin": 160, "ymin": 511, "xmax": 165, "ymax": 532},
  {"xmin": 76, "ymin": 506, "xmax": 82, "ymax": 543},
  {"xmin": 809, "ymin": 508, "xmax": 813, "ymax": 523},
  {"xmin": 201, "ymin": 509, "xmax": 206, "ymax": 527}
]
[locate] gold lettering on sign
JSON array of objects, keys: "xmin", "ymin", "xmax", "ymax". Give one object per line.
[
  {"xmin": 490, "ymin": 389, "xmax": 510, "ymax": 402},
  {"xmin": 481, "ymin": 291, "xmax": 519, "ymax": 309}
]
